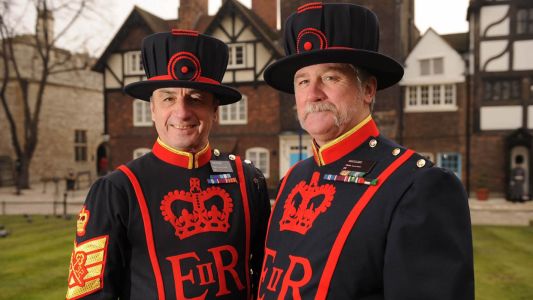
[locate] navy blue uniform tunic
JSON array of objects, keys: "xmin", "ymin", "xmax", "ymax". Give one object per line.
[
  {"xmin": 67, "ymin": 140, "xmax": 270, "ymax": 299},
  {"xmin": 258, "ymin": 117, "xmax": 474, "ymax": 300}
]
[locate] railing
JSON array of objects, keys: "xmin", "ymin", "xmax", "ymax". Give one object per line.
[{"xmin": 0, "ymin": 192, "xmax": 84, "ymax": 216}]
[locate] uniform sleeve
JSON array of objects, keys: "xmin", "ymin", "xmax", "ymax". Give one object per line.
[
  {"xmin": 383, "ymin": 167, "xmax": 474, "ymax": 300},
  {"xmin": 249, "ymin": 167, "xmax": 271, "ymax": 298},
  {"xmin": 66, "ymin": 176, "xmax": 129, "ymax": 299}
]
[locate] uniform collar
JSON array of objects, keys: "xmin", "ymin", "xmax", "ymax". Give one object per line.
[
  {"xmin": 312, "ymin": 115, "xmax": 379, "ymax": 166},
  {"xmin": 152, "ymin": 138, "xmax": 212, "ymax": 169}
]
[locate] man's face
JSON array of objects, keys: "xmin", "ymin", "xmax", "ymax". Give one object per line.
[
  {"xmin": 294, "ymin": 63, "xmax": 376, "ymax": 146},
  {"xmin": 151, "ymin": 87, "xmax": 218, "ymax": 152}
]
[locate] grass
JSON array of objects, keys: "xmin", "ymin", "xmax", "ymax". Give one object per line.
[
  {"xmin": 0, "ymin": 216, "xmax": 532, "ymax": 299},
  {"xmin": 0, "ymin": 215, "xmax": 75, "ymax": 300}
]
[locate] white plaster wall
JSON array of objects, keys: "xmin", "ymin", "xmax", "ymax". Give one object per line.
[
  {"xmin": 401, "ymin": 29, "xmax": 464, "ymax": 86},
  {"xmin": 105, "ymin": 53, "xmax": 122, "ymax": 88},
  {"xmin": 480, "ymin": 106, "xmax": 522, "ymax": 130},
  {"xmin": 480, "ymin": 5, "xmax": 510, "ymax": 37},
  {"xmin": 480, "ymin": 40, "xmax": 509, "ymax": 71},
  {"xmin": 513, "ymin": 40, "xmax": 533, "ymax": 71}
]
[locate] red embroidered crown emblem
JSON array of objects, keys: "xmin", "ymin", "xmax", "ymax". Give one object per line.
[
  {"xmin": 161, "ymin": 178, "xmax": 234, "ymax": 239},
  {"xmin": 280, "ymin": 172, "xmax": 336, "ymax": 235}
]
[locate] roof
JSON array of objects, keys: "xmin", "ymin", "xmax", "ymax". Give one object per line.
[
  {"xmin": 442, "ymin": 32, "xmax": 469, "ymax": 54},
  {"xmin": 92, "ymin": 6, "xmax": 171, "ymax": 72},
  {"xmin": 204, "ymin": 0, "xmax": 283, "ymax": 56}
]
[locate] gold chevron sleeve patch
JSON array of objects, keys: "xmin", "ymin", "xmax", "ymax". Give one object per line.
[{"xmin": 66, "ymin": 235, "xmax": 109, "ymax": 300}]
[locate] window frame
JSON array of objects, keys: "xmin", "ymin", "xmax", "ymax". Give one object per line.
[
  {"xmin": 133, "ymin": 99, "xmax": 152, "ymax": 127},
  {"xmin": 74, "ymin": 129, "xmax": 87, "ymax": 162},
  {"xmin": 437, "ymin": 152, "xmax": 462, "ymax": 179},
  {"xmin": 405, "ymin": 84, "xmax": 457, "ymax": 112},
  {"xmin": 219, "ymin": 95, "xmax": 247, "ymax": 125},
  {"xmin": 125, "ymin": 51, "xmax": 144, "ymax": 75},
  {"xmin": 227, "ymin": 43, "xmax": 246, "ymax": 69},
  {"xmin": 419, "ymin": 57, "xmax": 444, "ymax": 76},
  {"xmin": 245, "ymin": 147, "xmax": 270, "ymax": 178}
]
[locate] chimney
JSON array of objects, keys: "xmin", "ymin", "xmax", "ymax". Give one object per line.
[
  {"xmin": 252, "ymin": 0, "xmax": 278, "ymax": 30},
  {"xmin": 36, "ymin": 8, "xmax": 54, "ymax": 43},
  {"xmin": 178, "ymin": 0, "xmax": 208, "ymax": 29}
]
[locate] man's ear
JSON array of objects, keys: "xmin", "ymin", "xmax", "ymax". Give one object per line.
[
  {"xmin": 362, "ymin": 77, "xmax": 377, "ymax": 105},
  {"xmin": 213, "ymin": 98, "xmax": 219, "ymax": 121},
  {"xmin": 150, "ymin": 97, "xmax": 156, "ymax": 122}
]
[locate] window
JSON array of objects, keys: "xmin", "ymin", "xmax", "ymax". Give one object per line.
[
  {"xmin": 74, "ymin": 130, "xmax": 87, "ymax": 162},
  {"xmin": 420, "ymin": 86, "xmax": 429, "ymax": 105},
  {"xmin": 432, "ymin": 85, "xmax": 441, "ymax": 105},
  {"xmin": 219, "ymin": 95, "xmax": 247, "ymax": 124},
  {"xmin": 420, "ymin": 59, "xmax": 430, "ymax": 75},
  {"xmin": 483, "ymin": 79, "xmax": 521, "ymax": 102},
  {"xmin": 133, "ymin": 99, "xmax": 152, "ymax": 126},
  {"xmin": 246, "ymin": 147, "xmax": 269, "ymax": 178},
  {"xmin": 437, "ymin": 152, "xmax": 461, "ymax": 179},
  {"xmin": 125, "ymin": 51, "xmax": 144, "ymax": 75},
  {"xmin": 517, "ymin": 8, "xmax": 533, "ymax": 35},
  {"xmin": 133, "ymin": 148, "xmax": 151, "ymax": 159},
  {"xmin": 405, "ymin": 85, "xmax": 457, "ymax": 111},
  {"xmin": 228, "ymin": 43, "xmax": 246, "ymax": 69},
  {"xmin": 419, "ymin": 57, "xmax": 444, "ymax": 76}
]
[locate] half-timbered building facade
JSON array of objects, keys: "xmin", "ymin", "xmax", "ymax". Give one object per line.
[{"xmin": 468, "ymin": 0, "xmax": 533, "ymax": 198}]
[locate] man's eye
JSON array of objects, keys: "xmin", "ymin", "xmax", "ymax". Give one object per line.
[
  {"xmin": 324, "ymin": 75, "xmax": 337, "ymax": 82},
  {"xmin": 190, "ymin": 94, "xmax": 203, "ymax": 100},
  {"xmin": 297, "ymin": 79, "xmax": 309, "ymax": 86}
]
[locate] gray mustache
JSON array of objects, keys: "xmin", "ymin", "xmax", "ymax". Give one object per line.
[{"xmin": 304, "ymin": 102, "xmax": 337, "ymax": 116}]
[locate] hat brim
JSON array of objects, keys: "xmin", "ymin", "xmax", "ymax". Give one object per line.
[
  {"xmin": 264, "ymin": 48, "xmax": 404, "ymax": 93},
  {"xmin": 124, "ymin": 80, "xmax": 242, "ymax": 105}
]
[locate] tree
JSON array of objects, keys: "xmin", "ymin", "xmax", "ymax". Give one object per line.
[{"xmin": 0, "ymin": 0, "xmax": 96, "ymax": 193}]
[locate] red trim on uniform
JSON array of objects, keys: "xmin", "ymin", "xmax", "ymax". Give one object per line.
[
  {"xmin": 118, "ymin": 165, "xmax": 166, "ymax": 300},
  {"xmin": 152, "ymin": 141, "xmax": 189, "ymax": 168},
  {"xmin": 148, "ymin": 74, "xmax": 221, "ymax": 85},
  {"xmin": 171, "ymin": 29, "xmax": 199, "ymax": 36},
  {"xmin": 297, "ymin": 2, "xmax": 323, "ymax": 13},
  {"xmin": 197, "ymin": 147, "xmax": 213, "ymax": 168},
  {"xmin": 235, "ymin": 156, "xmax": 252, "ymax": 299},
  {"xmin": 152, "ymin": 140, "xmax": 212, "ymax": 169},
  {"xmin": 319, "ymin": 119, "xmax": 379, "ymax": 165},
  {"xmin": 315, "ymin": 149, "xmax": 415, "ymax": 300},
  {"xmin": 263, "ymin": 161, "xmax": 302, "ymax": 247}
]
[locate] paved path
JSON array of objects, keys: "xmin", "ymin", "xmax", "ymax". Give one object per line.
[{"xmin": 1, "ymin": 183, "xmax": 533, "ymax": 226}]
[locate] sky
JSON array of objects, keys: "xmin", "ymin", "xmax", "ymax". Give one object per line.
[{"xmin": 6, "ymin": 0, "xmax": 470, "ymax": 55}]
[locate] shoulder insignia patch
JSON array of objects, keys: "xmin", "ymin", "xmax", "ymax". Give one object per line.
[
  {"xmin": 76, "ymin": 206, "xmax": 90, "ymax": 237},
  {"xmin": 66, "ymin": 235, "xmax": 108, "ymax": 300}
]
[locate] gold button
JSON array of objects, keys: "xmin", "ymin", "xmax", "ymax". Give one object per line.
[
  {"xmin": 369, "ymin": 139, "xmax": 378, "ymax": 148},
  {"xmin": 213, "ymin": 149, "xmax": 220, "ymax": 156},
  {"xmin": 229, "ymin": 154, "xmax": 236, "ymax": 160},
  {"xmin": 392, "ymin": 148, "xmax": 401, "ymax": 156},
  {"xmin": 244, "ymin": 159, "xmax": 252, "ymax": 164},
  {"xmin": 417, "ymin": 159, "xmax": 426, "ymax": 168}
]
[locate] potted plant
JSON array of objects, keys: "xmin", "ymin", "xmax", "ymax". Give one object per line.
[{"xmin": 475, "ymin": 172, "xmax": 489, "ymax": 201}]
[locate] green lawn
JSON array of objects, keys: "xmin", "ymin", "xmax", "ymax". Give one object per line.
[{"xmin": 0, "ymin": 216, "xmax": 532, "ymax": 299}]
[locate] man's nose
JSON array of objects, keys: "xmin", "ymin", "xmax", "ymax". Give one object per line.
[
  {"xmin": 170, "ymin": 98, "xmax": 192, "ymax": 118},
  {"xmin": 306, "ymin": 80, "xmax": 326, "ymax": 102}
]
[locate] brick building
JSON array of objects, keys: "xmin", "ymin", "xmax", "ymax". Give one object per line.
[
  {"xmin": 400, "ymin": 28, "xmax": 469, "ymax": 184},
  {"xmin": 93, "ymin": 0, "xmax": 417, "ymax": 193}
]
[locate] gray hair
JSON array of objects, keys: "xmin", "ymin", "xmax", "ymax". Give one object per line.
[{"xmin": 346, "ymin": 64, "xmax": 376, "ymax": 112}]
